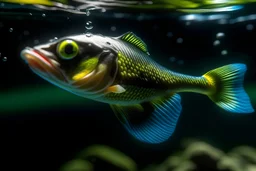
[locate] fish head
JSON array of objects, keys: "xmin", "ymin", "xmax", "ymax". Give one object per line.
[{"xmin": 20, "ymin": 34, "xmax": 119, "ymax": 98}]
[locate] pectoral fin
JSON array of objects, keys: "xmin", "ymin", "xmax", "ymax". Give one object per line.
[
  {"xmin": 106, "ymin": 85, "xmax": 126, "ymax": 94},
  {"xmin": 110, "ymin": 94, "xmax": 182, "ymax": 144}
]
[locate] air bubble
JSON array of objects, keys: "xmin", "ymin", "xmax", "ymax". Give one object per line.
[
  {"xmin": 213, "ymin": 40, "xmax": 220, "ymax": 46},
  {"xmin": 29, "ymin": 13, "xmax": 32, "ymax": 16},
  {"xmin": 177, "ymin": 38, "xmax": 183, "ymax": 44},
  {"xmin": 169, "ymin": 57, "xmax": 176, "ymax": 62},
  {"xmin": 101, "ymin": 8, "xmax": 106, "ymax": 12},
  {"xmin": 42, "ymin": 13, "xmax": 46, "ymax": 17},
  {"xmin": 111, "ymin": 26, "xmax": 116, "ymax": 31},
  {"xmin": 185, "ymin": 21, "xmax": 191, "ymax": 26},
  {"xmin": 246, "ymin": 24, "xmax": 254, "ymax": 31},
  {"xmin": 86, "ymin": 10, "xmax": 90, "ymax": 16},
  {"xmin": 216, "ymin": 32, "xmax": 225, "ymax": 38},
  {"xmin": 2, "ymin": 57, "xmax": 7, "ymax": 62},
  {"xmin": 85, "ymin": 33, "xmax": 92, "ymax": 37},
  {"xmin": 49, "ymin": 37, "xmax": 58, "ymax": 42},
  {"xmin": 34, "ymin": 39, "xmax": 39, "ymax": 44},
  {"xmin": 85, "ymin": 21, "xmax": 93, "ymax": 30},
  {"xmin": 218, "ymin": 19, "xmax": 227, "ymax": 24},
  {"xmin": 221, "ymin": 50, "xmax": 228, "ymax": 55},
  {"xmin": 9, "ymin": 28, "xmax": 13, "ymax": 32}
]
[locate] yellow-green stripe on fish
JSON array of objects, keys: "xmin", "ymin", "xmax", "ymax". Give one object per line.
[{"xmin": 20, "ymin": 32, "xmax": 254, "ymax": 144}]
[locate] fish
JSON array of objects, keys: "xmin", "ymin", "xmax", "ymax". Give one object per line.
[{"xmin": 20, "ymin": 32, "xmax": 254, "ymax": 144}]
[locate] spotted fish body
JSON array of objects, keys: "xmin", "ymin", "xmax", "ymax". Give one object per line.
[
  {"xmin": 95, "ymin": 34, "xmax": 210, "ymax": 104},
  {"xmin": 20, "ymin": 32, "xmax": 254, "ymax": 144}
]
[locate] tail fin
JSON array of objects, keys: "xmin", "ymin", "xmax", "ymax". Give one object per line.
[{"xmin": 203, "ymin": 63, "xmax": 254, "ymax": 114}]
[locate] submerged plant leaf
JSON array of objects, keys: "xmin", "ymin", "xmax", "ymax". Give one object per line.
[
  {"xmin": 77, "ymin": 145, "xmax": 137, "ymax": 171},
  {"xmin": 60, "ymin": 159, "xmax": 93, "ymax": 171}
]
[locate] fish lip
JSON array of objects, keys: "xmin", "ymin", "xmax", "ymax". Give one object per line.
[{"xmin": 20, "ymin": 47, "xmax": 67, "ymax": 82}]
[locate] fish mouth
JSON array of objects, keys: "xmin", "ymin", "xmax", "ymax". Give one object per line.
[{"xmin": 20, "ymin": 47, "xmax": 67, "ymax": 82}]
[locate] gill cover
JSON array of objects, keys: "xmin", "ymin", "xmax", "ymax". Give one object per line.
[{"xmin": 71, "ymin": 50, "xmax": 119, "ymax": 95}]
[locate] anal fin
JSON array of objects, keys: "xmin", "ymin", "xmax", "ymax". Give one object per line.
[{"xmin": 110, "ymin": 94, "xmax": 182, "ymax": 144}]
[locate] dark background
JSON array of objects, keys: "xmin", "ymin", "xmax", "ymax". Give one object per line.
[{"xmin": 1, "ymin": 5, "xmax": 256, "ymax": 171}]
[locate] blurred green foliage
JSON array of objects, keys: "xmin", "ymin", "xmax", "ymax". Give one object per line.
[
  {"xmin": 60, "ymin": 140, "xmax": 256, "ymax": 171},
  {"xmin": 61, "ymin": 145, "xmax": 137, "ymax": 171},
  {"xmin": 1, "ymin": 83, "xmax": 255, "ymax": 113}
]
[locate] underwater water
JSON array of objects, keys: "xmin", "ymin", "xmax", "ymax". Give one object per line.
[{"xmin": 1, "ymin": 0, "xmax": 256, "ymax": 171}]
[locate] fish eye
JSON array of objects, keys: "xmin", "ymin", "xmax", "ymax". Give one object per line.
[{"xmin": 57, "ymin": 40, "xmax": 79, "ymax": 59}]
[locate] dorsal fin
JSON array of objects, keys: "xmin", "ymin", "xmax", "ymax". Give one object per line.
[{"xmin": 118, "ymin": 32, "xmax": 150, "ymax": 55}]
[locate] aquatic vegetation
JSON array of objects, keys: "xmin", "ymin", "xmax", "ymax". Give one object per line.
[
  {"xmin": 60, "ymin": 140, "xmax": 256, "ymax": 171},
  {"xmin": 61, "ymin": 159, "xmax": 94, "ymax": 171},
  {"xmin": 61, "ymin": 145, "xmax": 137, "ymax": 171},
  {"xmin": 142, "ymin": 140, "xmax": 256, "ymax": 171}
]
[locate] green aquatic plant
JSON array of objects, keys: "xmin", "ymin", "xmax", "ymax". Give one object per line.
[
  {"xmin": 61, "ymin": 145, "xmax": 137, "ymax": 171},
  {"xmin": 61, "ymin": 141, "xmax": 256, "ymax": 171},
  {"xmin": 0, "ymin": 86, "xmax": 88, "ymax": 113},
  {"xmin": 60, "ymin": 159, "xmax": 94, "ymax": 171}
]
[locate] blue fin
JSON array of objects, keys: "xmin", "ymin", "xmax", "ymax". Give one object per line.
[
  {"xmin": 203, "ymin": 63, "xmax": 254, "ymax": 114},
  {"xmin": 110, "ymin": 94, "xmax": 182, "ymax": 144}
]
